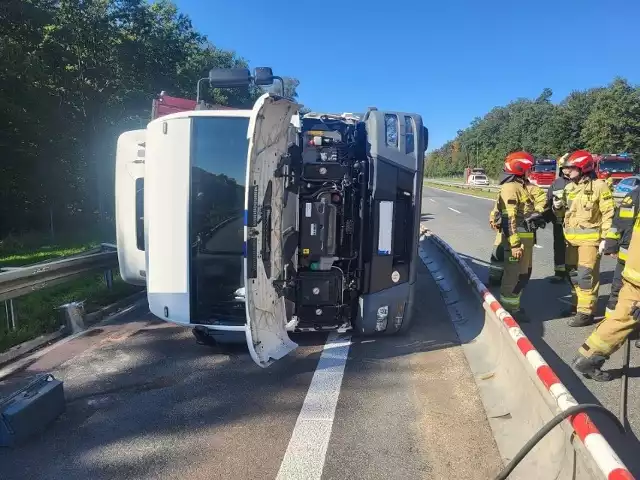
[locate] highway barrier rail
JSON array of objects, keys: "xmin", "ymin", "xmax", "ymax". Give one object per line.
[
  {"xmin": 425, "ymin": 178, "xmax": 552, "ymax": 193},
  {"xmin": 418, "ymin": 225, "xmax": 635, "ymax": 480},
  {"xmin": 0, "ymin": 244, "xmax": 119, "ymax": 303},
  {"xmin": 0, "ymin": 244, "xmax": 126, "ymax": 365}
]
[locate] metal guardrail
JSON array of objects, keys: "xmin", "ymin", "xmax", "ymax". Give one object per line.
[
  {"xmin": 425, "ymin": 179, "xmax": 501, "ymax": 193},
  {"xmin": 0, "ymin": 244, "xmax": 119, "ymax": 303},
  {"xmin": 425, "ymin": 179, "xmax": 551, "ymax": 192}
]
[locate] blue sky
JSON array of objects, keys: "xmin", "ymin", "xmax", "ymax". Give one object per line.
[{"xmin": 175, "ymin": 0, "xmax": 640, "ymax": 151}]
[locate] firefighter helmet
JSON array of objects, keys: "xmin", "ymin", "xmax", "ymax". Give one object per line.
[
  {"xmin": 558, "ymin": 152, "xmax": 570, "ymax": 168},
  {"xmin": 565, "ymin": 150, "xmax": 594, "ymax": 173},
  {"xmin": 504, "ymin": 151, "xmax": 534, "ymax": 176}
]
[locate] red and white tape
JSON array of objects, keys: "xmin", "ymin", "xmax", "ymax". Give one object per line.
[{"xmin": 423, "ymin": 230, "xmax": 635, "ymax": 480}]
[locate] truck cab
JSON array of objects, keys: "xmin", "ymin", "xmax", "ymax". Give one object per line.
[{"xmin": 115, "ymin": 68, "xmax": 428, "ymax": 367}]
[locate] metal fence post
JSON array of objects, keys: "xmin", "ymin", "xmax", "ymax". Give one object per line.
[
  {"xmin": 9, "ymin": 300, "xmax": 16, "ymax": 330},
  {"xmin": 104, "ymin": 269, "xmax": 113, "ymax": 290}
]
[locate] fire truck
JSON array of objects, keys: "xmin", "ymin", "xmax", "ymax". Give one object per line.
[
  {"xmin": 593, "ymin": 153, "xmax": 636, "ymax": 184},
  {"xmin": 529, "ymin": 158, "xmax": 556, "ymax": 187}
]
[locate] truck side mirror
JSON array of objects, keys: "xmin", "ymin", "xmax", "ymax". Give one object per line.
[
  {"xmin": 253, "ymin": 67, "xmax": 274, "ymax": 86},
  {"xmin": 208, "ymin": 67, "xmax": 252, "ymax": 88}
]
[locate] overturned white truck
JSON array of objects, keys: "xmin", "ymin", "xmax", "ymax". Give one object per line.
[{"xmin": 115, "ymin": 67, "xmax": 428, "ymax": 367}]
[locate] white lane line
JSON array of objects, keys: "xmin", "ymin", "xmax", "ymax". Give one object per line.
[
  {"xmin": 276, "ymin": 332, "xmax": 351, "ymax": 480},
  {"xmin": 448, "ymin": 207, "xmax": 462, "ymax": 214},
  {"xmin": 429, "ymin": 198, "xmax": 436, "ymax": 203},
  {"xmin": 534, "ymin": 244, "xmax": 543, "ymax": 249}
]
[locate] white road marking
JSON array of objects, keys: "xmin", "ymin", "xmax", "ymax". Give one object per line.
[
  {"xmin": 448, "ymin": 207, "xmax": 462, "ymax": 214},
  {"xmin": 534, "ymin": 244, "xmax": 543, "ymax": 249},
  {"xmin": 429, "ymin": 198, "xmax": 437, "ymax": 203},
  {"xmin": 276, "ymin": 331, "xmax": 351, "ymax": 480}
]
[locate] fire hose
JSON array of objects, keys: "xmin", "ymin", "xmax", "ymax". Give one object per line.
[{"xmin": 495, "ymin": 404, "xmax": 626, "ymax": 480}]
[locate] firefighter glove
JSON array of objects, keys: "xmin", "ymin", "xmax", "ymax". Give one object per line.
[
  {"xmin": 511, "ymin": 245, "xmax": 524, "ymax": 260},
  {"xmin": 631, "ymin": 303, "xmax": 640, "ymax": 322},
  {"xmin": 489, "ymin": 210, "xmax": 501, "ymax": 231},
  {"xmin": 525, "ymin": 211, "xmax": 546, "ymax": 230},
  {"xmin": 552, "ymin": 197, "xmax": 564, "ymax": 210}
]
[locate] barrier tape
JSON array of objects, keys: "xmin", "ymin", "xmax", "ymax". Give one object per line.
[{"xmin": 420, "ymin": 226, "xmax": 635, "ymax": 480}]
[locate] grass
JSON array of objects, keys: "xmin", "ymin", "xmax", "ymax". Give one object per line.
[
  {"xmin": 424, "ymin": 181, "xmax": 498, "ymax": 200},
  {"xmin": 0, "ymin": 271, "xmax": 143, "ymax": 353},
  {"xmin": 0, "ymin": 243, "xmax": 100, "ymax": 268}
]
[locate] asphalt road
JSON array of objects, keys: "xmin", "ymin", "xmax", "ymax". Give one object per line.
[
  {"xmin": 0, "ymin": 262, "xmax": 502, "ymax": 479},
  {"xmin": 422, "ymin": 184, "xmax": 640, "ymax": 471}
]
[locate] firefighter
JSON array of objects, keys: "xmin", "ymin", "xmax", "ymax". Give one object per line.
[
  {"xmin": 554, "ymin": 150, "xmax": 614, "ymax": 327},
  {"xmin": 573, "ymin": 212, "xmax": 640, "ymax": 381},
  {"xmin": 546, "ymin": 153, "xmax": 570, "ymax": 282},
  {"xmin": 488, "ymin": 176, "xmax": 547, "ymax": 286},
  {"xmin": 603, "ymin": 171, "xmax": 614, "ymax": 192},
  {"xmin": 494, "ymin": 151, "xmax": 538, "ymax": 321},
  {"xmin": 601, "ymin": 187, "xmax": 640, "ymax": 349}
]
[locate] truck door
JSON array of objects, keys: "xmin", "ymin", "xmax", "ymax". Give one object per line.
[
  {"xmin": 115, "ymin": 129, "xmax": 147, "ymax": 285},
  {"xmin": 244, "ymin": 93, "xmax": 300, "ymax": 367}
]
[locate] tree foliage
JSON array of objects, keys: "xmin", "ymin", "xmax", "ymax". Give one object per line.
[
  {"xmin": 425, "ymin": 78, "xmax": 640, "ymax": 178},
  {"xmin": 0, "ymin": 0, "xmax": 302, "ymax": 240}
]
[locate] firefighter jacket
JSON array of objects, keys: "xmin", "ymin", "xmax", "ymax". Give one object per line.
[
  {"xmin": 562, "ymin": 177, "xmax": 614, "ymax": 247},
  {"xmin": 546, "ymin": 176, "xmax": 570, "ymax": 221},
  {"xmin": 489, "ymin": 181, "xmax": 545, "ymax": 230},
  {"xmin": 497, "ymin": 178, "xmax": 534, "ymax": 248},
  {"xmin": 621, "ymin": 214, "xmax": 640, "ymax": 287},
  {"xmin": 603, "ymin": 187, "xmax": 640, "ymax": 262},
  {"xmin": 605, "ymin": 177, "xmax": 614, "ymax": 191},
  {"xmin": 526, "ymin": 182, "xmax": 547, "ymax": 214}
]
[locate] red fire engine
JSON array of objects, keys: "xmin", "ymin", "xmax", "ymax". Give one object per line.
[
  {"xmin": 529, "ymin": 158, "xmax": 557, "ymax": 187},
  {"xmin": 593, "ymin": 153, "xmax": 636, "ymax": 184}
]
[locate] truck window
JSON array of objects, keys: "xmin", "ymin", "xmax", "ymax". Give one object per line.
[
  {"xmin": 385, "ymin": 114, "xmax": 398, "ymax": 148},
  {"xmin": 189, "ymin": 116, "xmax": 250, "ymax": 321},
  {"xmin": 405, "ymin": 116, "xmax": 414, "ymax": 154},
  {"xmin": 599, "ymin": 160, "xmax": 635, "ymax": 173}
]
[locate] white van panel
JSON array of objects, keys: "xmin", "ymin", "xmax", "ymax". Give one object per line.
[
  {"xmin": 145, "ymin": 117, "xmax": 191, "ymax": 324},
  {"xmin": 115, "ymin": 129, "xmax": 146, "ymax": 286}
]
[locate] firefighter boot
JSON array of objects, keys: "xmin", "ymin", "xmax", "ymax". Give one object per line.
[
  {"xmin": 511, "ymin": 308, "xmax": 530, "ymax": 323},
  {"xmin": 568, "ymin": 312, "xmax": 595, "ymax": 327},
  {"xmin": 572, "ymin": 354, "xmax": 613, "ymax": 382},
  {"xmin": 548, "ymin": 272, "xmax": 566, "ymax": 284}
]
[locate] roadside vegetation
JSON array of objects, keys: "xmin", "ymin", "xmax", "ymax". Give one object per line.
[
  {"xmin": 0, "ymin": 1, "xmax": 306, "ymax": 354},
  {"xmin": 425, "ymin": 79, "xmax": 640, "ymax": 178},
  {"xmin": 424, "ymin": 181, "xmax": 498, "ymax": 200}
]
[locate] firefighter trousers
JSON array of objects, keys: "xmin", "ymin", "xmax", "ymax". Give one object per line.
[
  {"xmin": 605, "ymin": 260, "xmax": 625, "ymax": 319},
  {"xmin": 500, "ymin": 235, "xmax": 534, "ymax": 312},
  {"xmin": 566, "ymin": 244, "xmax": 600, "ymax": 315},
  {"xmin": 552, "ymin": 221, "xmax": 566, "ymax": 277},
  {"xmin": 579, "ymin": 278, "xmax": 639, "ymax": 359},
  {"xmin": 489, "ymin": 231, "xmax": 504, "ymax": 285}
]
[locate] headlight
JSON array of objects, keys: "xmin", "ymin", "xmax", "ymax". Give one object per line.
[{"xmin": 376, "ymin": 306, "xmax": 389, "ymax": 332}]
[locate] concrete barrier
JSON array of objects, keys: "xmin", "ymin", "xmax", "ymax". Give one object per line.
[{"xmin": 418, "ymin": 226, "xmax": 634, "ymax": 480}]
